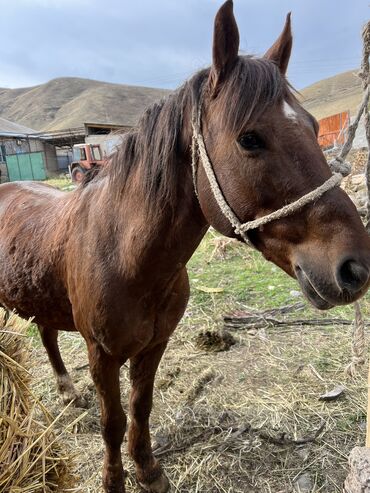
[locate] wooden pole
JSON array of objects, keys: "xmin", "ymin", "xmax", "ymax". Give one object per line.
[
  {"xmin": 367, "ymin": 362, "xmax": 370, "ymax": 447},
  {"xmin": 361, "ymin": 22, "xmax": 370, "ymax": 449}
]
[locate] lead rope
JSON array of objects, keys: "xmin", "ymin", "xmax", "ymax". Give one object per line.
[{"xmin": 345, "ymin": 302, "xmax": 366, "ymax": 378}]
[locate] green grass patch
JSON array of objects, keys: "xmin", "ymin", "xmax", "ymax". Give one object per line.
[
  {"xmin": 43, "ymin": 175, "xmax": 74, "ymax": 191},
  {"xmin": 186, "ymin": 230, "xmax": 370, "ymax": 328}
]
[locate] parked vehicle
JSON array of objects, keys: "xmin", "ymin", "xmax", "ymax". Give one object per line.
[{"xmin": 69, "ymin": 143, "xmax": 105, "ymax": 182}]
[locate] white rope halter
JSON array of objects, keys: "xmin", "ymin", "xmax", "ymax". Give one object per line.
[{"xmin": 191, "ymin": 101, "xmax": 345, "ymax": 248}]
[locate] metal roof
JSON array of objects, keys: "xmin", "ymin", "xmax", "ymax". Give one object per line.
[
  {"xmin": 0, "ymin": 117, "xmax": 37, "ymax": 137},
  {"xmin": 38, "ymin": 127, "xmax": 86, "ymax": 147},
  {"xmin": 0, "ymin": 119, "xmax": 130, "ymax": 147}
]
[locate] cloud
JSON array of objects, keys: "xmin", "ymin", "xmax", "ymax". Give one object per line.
[{"xmin": 0, "ymin": 0, "xmax": 368, "ymax": 90}]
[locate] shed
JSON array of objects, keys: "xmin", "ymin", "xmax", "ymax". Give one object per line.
[{"xmin": 0, "ymin": 117, "xmax": 58, "ymax": 182}]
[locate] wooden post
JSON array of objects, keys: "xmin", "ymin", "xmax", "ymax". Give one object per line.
[
  {"xmin": 367, "ymin": 362, "xmax": 370, "ymax": 447},
  {"xmin": 343, "ymin": 21, "xmax": 370, "ymax": 491}
]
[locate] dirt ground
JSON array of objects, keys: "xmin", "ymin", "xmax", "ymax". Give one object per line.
[{"xmin": 28, "ymin": 299, "xmax": 368, "ymax": 493}]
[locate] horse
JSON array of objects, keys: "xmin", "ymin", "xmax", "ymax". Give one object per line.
[{"xmin": 1, "ymin": 2, "xmax": 370, "ymax": 492}]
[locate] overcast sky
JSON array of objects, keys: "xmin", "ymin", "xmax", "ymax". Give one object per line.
[{"xmin": 0, "ymin": 0, "xmax": 368, "ymax": 91}]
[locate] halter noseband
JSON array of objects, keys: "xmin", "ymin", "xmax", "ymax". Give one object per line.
[{"xmin": 191, "ymin": 101, "xmax": 346, "ymax": 248}]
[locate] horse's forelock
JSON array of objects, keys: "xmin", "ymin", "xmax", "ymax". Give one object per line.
[{"xmin": 215, "ymin": 56, "xmax": 290, "ymax": 135}]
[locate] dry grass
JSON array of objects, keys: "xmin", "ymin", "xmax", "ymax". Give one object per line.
[
  {"xmin": 29, "ymin": 313, "xmax": 367, "ymax": 493},
  {"xmin": 0, "ymin": 311, "xmax": 74, "ymax": 492},
  {"xmin": 23, "ymin": 233, "xmax": 370, "ymax": 493}
]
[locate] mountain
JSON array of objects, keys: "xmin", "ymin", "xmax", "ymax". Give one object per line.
[
  {"xmin": 299, "ymin": 69, "xmax": 363, "ymax": 120},
  {"xmin": 0, "ymin": 77, "xmax": 170, "ymax": 131},
  {"xmin": 0, "ymin": 70, "xmax": 365, "ymax": 132}
]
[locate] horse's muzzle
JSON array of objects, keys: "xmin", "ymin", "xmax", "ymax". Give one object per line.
[{"xmin": 294, "ymin": 256, "xmax": 370, "ymax": 310}]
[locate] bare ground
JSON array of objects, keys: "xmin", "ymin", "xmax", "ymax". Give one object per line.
[{"xmin": 28, "ymin": 302, "xmax": 368, "ymax": 493}]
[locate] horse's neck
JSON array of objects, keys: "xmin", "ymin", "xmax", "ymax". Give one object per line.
[{"xmin": 114, "ymin": 157, "xmax": 208, "ymax": 283}]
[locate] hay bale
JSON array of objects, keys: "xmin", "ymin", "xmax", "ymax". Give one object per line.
[
  {"xmin": 344, "ymin": 447, "xmax": 370, "ymax": 492},
  {"xmin": 0, "ymin": 312, "xmax": 73, "ymax": 492}
]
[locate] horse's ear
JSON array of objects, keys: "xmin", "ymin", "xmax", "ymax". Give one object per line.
[
  {"xmin": 264, "ymin": 13, "xmax": 292, "ymax": 75},
  {"xmin": 209, "ymin": 0, "xmax": 240, "ymax": 95}
]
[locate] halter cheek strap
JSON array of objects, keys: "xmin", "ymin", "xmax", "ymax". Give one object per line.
[{"xmin": 191, "ymin": 103, "xmax": 346, "ymax": 249}]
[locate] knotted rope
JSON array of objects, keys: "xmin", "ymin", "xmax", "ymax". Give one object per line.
[{"xmin": 345, "ymin": 302, "xmax": 366, "ymax": 378}]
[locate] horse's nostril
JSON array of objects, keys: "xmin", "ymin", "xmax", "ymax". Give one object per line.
[{"xmin": 337, "ymin": 259, "xmax": 370, "ymax": 293}]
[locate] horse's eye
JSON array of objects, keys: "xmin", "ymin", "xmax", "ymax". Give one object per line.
[{"xmin": 238, "ymin": 132, "xmax": 265, "ymax": 151}]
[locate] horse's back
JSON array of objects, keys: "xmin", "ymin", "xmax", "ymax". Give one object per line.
[
  {"xmin": 0, "ymin": 180, "xmax": 65, "ymax": 203},
  {"xmin": 0, "ymin": 180, "xmax": 64, "ymax": 216}
]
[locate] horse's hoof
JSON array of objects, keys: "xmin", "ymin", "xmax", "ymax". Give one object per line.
[
  {"xmin": 72, "ymin": 393, "xmax": 88, "ymax": 408},
  {"xmin": 103, "ymin": 481, "xmax": 125, "ymax": 493},
  {"xmin": 62, "ymin": 392, "xmax": 88, "ymax": 408},
  {"xmin": 58, "ymin": 375, "xmax": 88, "ymax": 408},
  {"xmin": 139, "ymin": 473, "xmax": 170, "ymax": 493},
  {"xmin": 103, "ymin": 468, "xmax": 126, "ymax": 492}
]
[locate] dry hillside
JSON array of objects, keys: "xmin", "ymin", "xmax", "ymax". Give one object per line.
[
  {"xmin": 0, "ymin": 77, "xmax": 170, "ymax": 131},
  {"xmin": 299, "ymin": 69, "xmax": 362, "ymax": 120},
  {"xmin": 0, "ymin": 69, "xmax": 364, "ymax": 131}
]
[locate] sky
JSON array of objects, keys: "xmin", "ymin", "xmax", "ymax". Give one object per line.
[{"xmin": 0, "ymin": 0, "xmax": 368, "ymax": 91}]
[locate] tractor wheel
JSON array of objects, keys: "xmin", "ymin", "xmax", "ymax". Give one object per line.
[{"xmin": 71, "ymin": 166, "xmax": 85, "ymax": 183}]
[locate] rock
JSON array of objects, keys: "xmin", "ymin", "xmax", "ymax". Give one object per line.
[
  {"xmin": 351, "ymin": 174, "xmax": 366, "ymax": 186},
  {"xmin": 319, "ymin": 385, "xmax": 346, "ymax": 401},
  {"xmin": 358, "ymin": 206, "xmax": 367, "ymax": 217},
  {"xmin": 294, "ymin": 473, "xmax": 313, "ymax": 492},
  {"xmin": 296, "ymin": 447, "xmax": 310, "ymax": 462},
  {"xmin": 290, "ymin": 290, "xmax": 302, "ymax": 298},
  {"xmin": 344, "ymin": 447, "xmax": 370, "ymax": 492}
]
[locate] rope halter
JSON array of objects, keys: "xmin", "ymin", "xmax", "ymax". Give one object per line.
[{"xmin": 191, "ymin": 101, "xmax": 346, "ymax": 248}]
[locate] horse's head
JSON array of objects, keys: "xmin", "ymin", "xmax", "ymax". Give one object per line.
[{"xmin": 195, "ymin": 0, "xmax": 370, "ymax": 309}]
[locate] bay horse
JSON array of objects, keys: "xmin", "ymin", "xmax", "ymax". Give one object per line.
[{"xmin": 1, "ymin": 2, "xmax": 370, "ymax": 492}]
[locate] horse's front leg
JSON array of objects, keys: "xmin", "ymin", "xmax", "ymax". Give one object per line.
[
  {"xmin": 128, "ymin": 341, "xmax": 169, "ymax": 493},
  {"xmin": 38, "ymin": 326, "xmax": 86, "ymax": 407},
  {"xmin": 88, "ymin": 342, "xmax": 127, "ymax": 493}
]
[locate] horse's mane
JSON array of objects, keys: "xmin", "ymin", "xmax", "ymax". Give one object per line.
[{"xmin": 84, "ymin": 56, "xmax": 290, "ymax": 211}]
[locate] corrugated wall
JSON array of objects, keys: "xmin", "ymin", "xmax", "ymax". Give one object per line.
[{"xmin": 318, "ymin": 111, "xmax": 350, "ymax": 148}]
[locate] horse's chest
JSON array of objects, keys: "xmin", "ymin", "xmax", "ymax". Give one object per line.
[{"xmin": 87, "ymin": 272, "xmax": 190, "ymax": 358}]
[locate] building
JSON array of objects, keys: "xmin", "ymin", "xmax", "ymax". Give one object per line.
[
  {"xmin": 84, "ymin": 122, "xmax": 129, "ymax": 155},
  {"xmin": 0, "ymin": 118, "xmax": 130, "ymax": 183},
  {"xmin": 0, "ymin": 117, "xmax": 58, "ymax": 182},
  {"xmin": 41, "ymin": 122, "xmax": 129, "ymax": 175}
]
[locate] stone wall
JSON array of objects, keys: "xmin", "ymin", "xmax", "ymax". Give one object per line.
[{"xmin": 326, "ymin": 149, "xmax": 369, "ymax": 215}]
